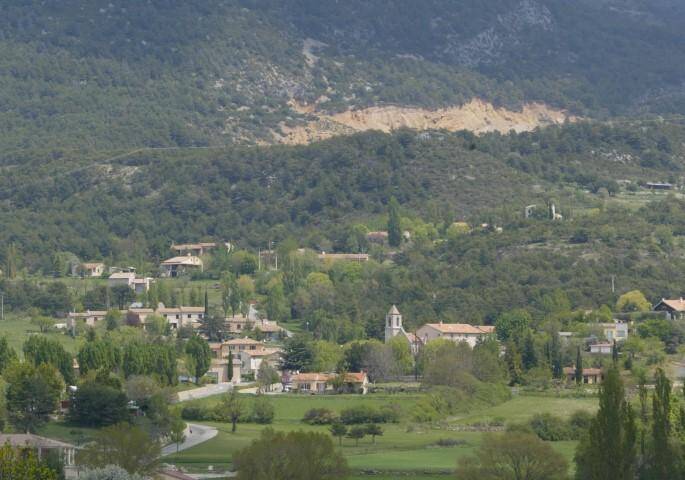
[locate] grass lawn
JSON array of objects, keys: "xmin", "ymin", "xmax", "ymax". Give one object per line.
[
  {"xmin": 0, "ymin": 313, "xmax": 82, "ymax": 355},
  {"xmin": 166, "ymin": 392, "xmax": 596, "ymax": 477}
]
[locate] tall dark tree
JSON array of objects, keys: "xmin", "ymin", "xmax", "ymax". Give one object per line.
[
  {"xmin": 0, "ymin": 336, "xmax": 17, "ymax": 374},
  {"xmin": 575, "ymin": 347, "xmax": 583, "ymax": 385},
  {"xmin": 23, "ymin": 335, "xmax": 74, "ymax": 385},
  {"xmin": 612, "ymin": 340, "xmax": 618, "ymax": 364},
  {"xmin": 185, "ymin": 335, "xmax": 211, "ymax": 384},
  {"xmin": 387, "ymin": 197, "xmax": 402, "ymax": 247},
  {"xmin": 574, "ymin": 367, "xmax": 636, "ymax": 480},
  {"xmin": 649, "ymin": 368, "xmax": 677, "ymax": 479},
  {"xmin": 521, "ymin": 332, "xmax": 538, "ymax": 370}
]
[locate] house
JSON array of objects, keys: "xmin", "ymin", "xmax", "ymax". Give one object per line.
[
  {"xmin": 107, "ymin": 272, "xmax": 152, "ymax": 294},
  {"xmin": 225, "ymin": 337, "xmax": 263, "ymax": 353},
  {"xmin": 653, "ymin": 298, "xmax": 685, "ymax": 320},
  {"xmin": 318, "ymin": 252, "xmax": 369, "ymax": 263},
  {"xmin": 563, "ymin": 367, "xmax": 604, "ymax": 384},
  {"xmin": 78, "ymin": 262, "xmax": 105, "ymax": 277},
  {"xmin": 161, "ymin": 255, "xmax": 203, "ymax": 277},
  {"xmin": 646, "ymin": 182, "xmax": 673, "ymax": 190},
  {"xmin": 590, "ymin": 343, "xmax": 613, "ymax": 354},
  {"xmin": 416, "ymin": 322, "xmax": 495, "ymax": 348},
  {"xmin": 239, "ymin": 347, "xmax": 282, "ymax": 378},
  {"xmin": 226, "ymin": 315, "xmax": 288, "ymax": 341},
  {"xmin": 67, "ymin": 310, "xmax": 107, "ymax": 329},
  {"xmin": 291, "ymin": 372, "xmax": 369, "ymax": 394},
  {"xmin": 171, "ymin": 242, "xmax": 230, "ymax": 256},
  {"xmin": 601, "ymin": 321, "xmax": 628, "ymax": 342},
  {"xmin": 0, "ymin": 434, "xmax": 77, "ymax": 470},
  {"xmin": 157, "ymin": 306, "xmax": 205, "ymax": 329},
  {"xmin": 366, "ymin": 231, "xmax": 389, "ymax": 243}
]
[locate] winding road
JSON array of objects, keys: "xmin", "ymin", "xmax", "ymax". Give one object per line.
[{"xmin": 162, "ymin": 423, "xmax": 218, "ymax": 456}]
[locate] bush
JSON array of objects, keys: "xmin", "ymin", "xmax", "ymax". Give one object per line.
[
  {"xmin": 252, "ymin": 396, "xmax": 275, "ymax": 424},
  {"xmin": 433, "ymin": 438, "xmax": 468, "ymax": 447},
  {"xmin": 302, "ymin": 408, "xmax": 338, "ymax": 425},
  {"xmin": 339, "ymin": 405, "xmax": 396, "ymax": 425},
  {"xmin": 181, "ymin": 405, "xmax": 210, "ymax": 421},
  {"xmin": 528, "ymin": 413, "xmax": 572, "ymax": 441},
  {"xmin": 568, "ymin": 410, "xmax": 593, "ymax": 438}
]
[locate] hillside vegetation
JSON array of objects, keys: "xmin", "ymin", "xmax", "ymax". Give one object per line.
[{"xmin": 1, "ymin": 0, "xmax": 684, "ymax": 151}]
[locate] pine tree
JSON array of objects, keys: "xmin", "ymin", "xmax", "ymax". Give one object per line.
[
  {"xmin": 575, "ymin": 347, "xmax": 583, "ymax": 385},
  {"xmin": 387, "ymin": 197, "xmax": 402, "ymax": 247},
  {"xmin": 574, "ymin": 366, "xmax": 636, "ymax": 480}
]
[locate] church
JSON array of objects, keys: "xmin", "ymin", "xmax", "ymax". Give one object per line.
[{"xmin": 384, "ymin": 305, "xmax": 495, "ymax": 351}]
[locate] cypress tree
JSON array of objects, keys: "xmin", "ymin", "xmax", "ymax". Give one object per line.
[
  {"xmin": 227, "ymin": 351, "xmax": 234, "ymax": 382},
  {"xmin": 612, "ymin": 340, "xmax": 618, "ymax": 364},
  {"xmin": 387, "ymin": 197, "xmax": 402, "ymax": 247},
  {"xmin": 575, "ymin": 347, "xmax": 583, "ymax": 385},
  {"xmin": 204, "ymin": 290, "xmax": 209, "ymax": 317},
  {"xmin": 574, "ymin": 366, "xmax": 636, "ymax": 480},
  {"xmin": 521, "ymin": 332, "xmax": 538, "ymax": 371}
]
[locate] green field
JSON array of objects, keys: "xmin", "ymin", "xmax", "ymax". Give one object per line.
[
  {"xmin": 0, "ymin": 313, "xmax": 82, "ymax": 356},
  {"xmin": 165, "ymin": 392, "xmax": 597, "ymax": 477}
]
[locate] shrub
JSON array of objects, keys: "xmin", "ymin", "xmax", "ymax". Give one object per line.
[
  {"xmin": 568, "ymin": 410, "xmax": 593, "ymax": 438},
  {"xmin": 528, "ymin": 413, "xmax": 572, "ymax": 441},
  {"xmin": 252, "ymin": 396, "xmax": 275, "ymax": 424},
  {"xmin": 339, "ymin": 405, "xmax": 396, "ymax": 425},
  {"xmin": 302, "ymin": 408, "xmax": 337, "ymax": 425},
  {"xmin": 433, "ymin": 438, "xmax": 468, "ymax": 447},
  {"xmin": 181, "ymin": 405, "xmax": 210, "ymax": 421}
]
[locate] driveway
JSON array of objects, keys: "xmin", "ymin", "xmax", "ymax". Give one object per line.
[
  {"xmin": 176, "ymin": 383, "xmax": 232, "ymax": 402},
  {"xmin": 162, "ymin": 423, "xmax": 218, "ymax": 456}
]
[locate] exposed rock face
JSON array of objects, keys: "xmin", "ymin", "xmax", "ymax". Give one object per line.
[{"xmin": 278, "ymin": 99, "xmax": 574, "ymax": 145}]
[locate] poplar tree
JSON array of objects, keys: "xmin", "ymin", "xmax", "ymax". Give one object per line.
[
  {"xmin": 649, "ymin": 368, "xmax": 676, "ymax": 479},
  {"xmin": 574, "ymin": 367, "xmax": 636, "ymax": 480}
]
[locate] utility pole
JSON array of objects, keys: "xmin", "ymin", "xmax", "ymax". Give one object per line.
[{"xmin": 1, "ymin": 291, "xmax": 4, "ymax": 321}]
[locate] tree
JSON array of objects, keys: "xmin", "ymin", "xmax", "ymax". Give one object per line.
[
  {"xmin": 227, "ymin": 351, "xmax": 234, "ymax": 382},
  {"xmin": 0, "ymin": 337, "xmax": 17, "ymax": 374},
  {"xmin": 329, "ymin": 422, "xmax": 347, "ymax": 446},
  {"xmin": 216, "ymin": 389, "xmax": 244, "ymax": 433},
  {"xmin": 347, "ymin": 426, "xmax": 366, "ymax": 446},
  {"xmin": 252, "ymin": 395, "xmax": 275, "ymax": 424},
  {"xmin": 144, "ymin": 314, "xmax": 167, "ymax": 336},
  {"xmin": 612, "ymin": 340, "xmax": 618, "ymax": 364},
  {"xmin": 169, "ymin": 415, "xmax": 186, "ymax": 453},
  {"xmin": 77, "ymin": 423, "xmax": 160, "ymax": 475},
  {"xmin": 364, "ymin": 423, "xmax": 383, "ymax": 444},
  {"xmin": 387, "ymin": 197, "xmax": 402, "ymax": 247},
  {"xmin": 521, "ymin": 332, "xmax": 538, "ymax": 370},
  {"xmin": 504, "ymin": 341, "xmax": 523, "ymax": 386},
  {"xmin": 282, "ymin": 334, "xmax": 313, "ymax": 371},
  {"xmin": 616, "ymin": 290, "xmax": 650, "ymax": 313},
  {"xmin": 648, "ymin": 368, "xmax": 677, "ymax": 479},
  {"xmin": 574, "ymin": 367, "xmax": 636, "ymax": 480},
  {"xmin": 233, "ymin": 428, "xmax": 348, "ymax": 480},
  {"xmin": 30, "ymin": 315, "xmax": 54, "ymax": 333},
  {"xmin": 266, "ymin": 282, "xmax": 289, "ymax": 323},
  {"xmin": 23, "ymin": 335, "xmax": 74, "ymax": 384},
  {"xmin": 256, "ymin": 362, "xmax": 280, "ymax": 393},
  {"xmin": 199, "ymin": 312, "xmax": 227, "ymax": 342},
  {"xmin": 185, "ymin": 335, "xmax": 211, "ymax": 384},
  {"xmin": 5, "ymin": 362, "xmax": 63, "ymax": 433},
  {"xmin": 575, "ymin": 347, "xmax": 583, "ymax": 385},
  {"xmin": 68, "ymin": 381, "xmax": 128, "ymax": 427},
  {"xmin": 77, "ymin": 338, "xmax": 121, "ymax": 376},
  {"xmin": 5, "ymin": 243, "xmax": 19, "ymax": 279},
  {"xmin": 110, "ymin": 285, "xmax": 135, "ymax": 310},
  {"xmin": 495, "ymin": 309, "xmax": 531, "ymax": 343},
  {"xmin": 0, "ymin": 444, "xmax": 58, "ymax": 479},
  {"xmin": 456, "ymin": 432, "xmax": 568, "ymax": 480}
]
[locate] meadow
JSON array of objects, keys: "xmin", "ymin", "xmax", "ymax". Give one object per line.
[{"xmin": 163, "ymin": 391, "xmax": 598, "ymax": 477}]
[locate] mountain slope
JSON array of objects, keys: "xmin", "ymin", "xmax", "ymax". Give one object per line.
[{"xmin": 0, "ymin": 0, "xmax": 684, "ymax": 153}]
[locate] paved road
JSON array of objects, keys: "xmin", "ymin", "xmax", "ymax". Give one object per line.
[
  {"xmin": 176, "ymin": 383, "xmax": 232, "ymax": 402},
  {"xmin": 162, "ymin": 423, "xmax": 218, "ymax": 456}
]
